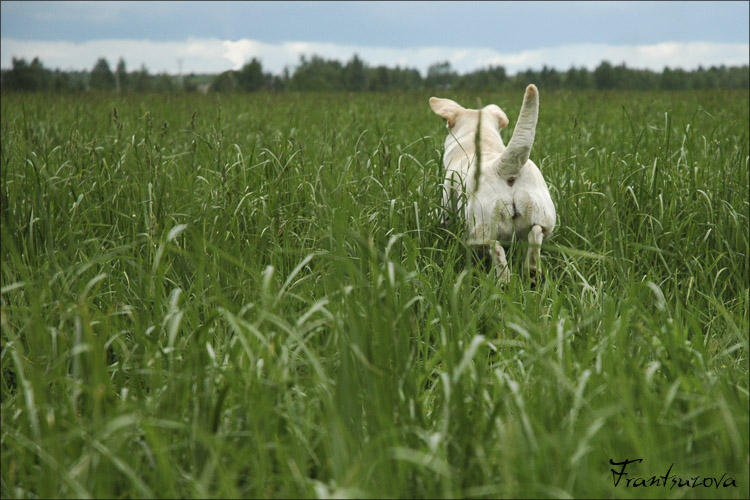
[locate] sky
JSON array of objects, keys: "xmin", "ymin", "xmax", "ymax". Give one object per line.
[{"xmin": 1, "ymin": 1, "xmax": 748, "ymax": 76}]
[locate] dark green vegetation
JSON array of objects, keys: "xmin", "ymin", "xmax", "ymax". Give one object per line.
[
  {"xmin": 3, "ymin": 55, "xmax": 749, "ymax": 93},
  {"xmin": 1, "ymin": 89, "xmax": 748, "ymax": 498}
]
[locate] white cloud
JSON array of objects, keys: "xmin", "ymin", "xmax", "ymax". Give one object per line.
[
  {"xmin": 1, "ymin": 37, "xmax": 747, "ymax": 76},
  {"xmin": 0, "ymin": 37, "xmax": 235, "ymax": 74}
]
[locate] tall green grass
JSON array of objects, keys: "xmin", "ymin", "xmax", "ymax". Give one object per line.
[{"xmin": 1, "ymin": 89, "xmax": 748, "ymax": 498}]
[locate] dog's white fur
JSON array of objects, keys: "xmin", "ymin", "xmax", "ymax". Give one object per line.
[{"xmin": 430, "ymin": 84, "xmax": 555, "ymax": 284}]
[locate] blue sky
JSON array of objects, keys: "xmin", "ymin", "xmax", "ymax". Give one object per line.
[{"xmin": 1, "ymin": 1, "xmax": 748, "ymax": 75}]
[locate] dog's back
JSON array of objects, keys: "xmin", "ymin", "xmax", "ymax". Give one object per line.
[{"xmin": 430, "ymin": 85, "xmax": 556, "ymax": 284}]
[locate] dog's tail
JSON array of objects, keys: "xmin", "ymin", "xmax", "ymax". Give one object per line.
[{"xmin": 496, "ymin": 84, "xmax": 538, "ymax": 177}]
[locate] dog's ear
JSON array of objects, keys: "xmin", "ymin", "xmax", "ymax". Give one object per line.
[
  {"xmin": 483, "ymin": 104, "xmax": 509, "ymax": 129},
  {"xmin": 429, "ymin": 97, "xmax": 464, "ymax": 128}
]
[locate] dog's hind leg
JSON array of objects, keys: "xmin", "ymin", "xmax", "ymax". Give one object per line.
[
  {"xmin": 492, "ymin": 241, "xmax": 510, "ymax": 283},
  {"xmin": 527, "ymin": 225, "xmax": 544, "ymax": 288}
]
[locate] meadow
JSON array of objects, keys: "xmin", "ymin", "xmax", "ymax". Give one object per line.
[{"xmin": 1, "ymin": 88, "xmax": 748, "ymax": 499}]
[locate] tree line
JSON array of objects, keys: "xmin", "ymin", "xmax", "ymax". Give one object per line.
[{"xmin": 2, "ymin": 54, "xmax": 748, "ymax": 93}]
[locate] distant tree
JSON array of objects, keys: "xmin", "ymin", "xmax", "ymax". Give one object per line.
[
  {"xmin": 3, "ymin": 57, "xmax": 51, "ymax": 91},
  {"xmin": 508, "ymin": 69, "xmax": 539, "ymax": 90},
  {"xmin": 367, "ymin": 65, "xmax": 390, "ymax": 91},
  {"xmin": 51, "ymin": 69, "xmax": 71, "ymax": 92},
  {"xmin": 1, "ymin": 54, "xmax": 748, "ymax": 94},
  {"xmin": 90, "ymin": 58, "xmax": 116, "ymax": 91},
  {"xmin": 115, "ymin": 58, "xmax": 128, "ymax": 92},
  {"xmin": 593, "ymin": 61, "xmax": 616, "ymax": 90},
  {"xmin": 635, "ymin": 68, "xmax": 659, "ymax": 90},
  {"xmin": 290, "ymin": 55, "xmax": 345, "ymax": 91},
  {"xmin": 183, "ymin": 73, "xmax": 198, "ymax": 92},
  {"xmin": 130, "ymin": 65, "xmax": 152, "ymax": 92},
  {"xmin": 64, "ymin": 70, "xmax": 88, "ymax": 92},
  {"xmin": 563, "ymin": 66, "xmax": 592, "ymax": 89},
  {"xmin": 237, "ymin": 58, "xmax": 265, "ymax": 91},
  {"xmin": 268, "ymin": 67, "xmax": 291, "ymax": 91},
  {"xmin": 29, "ymin": 57, "xmax": 51, "ymax": 90},
  {"xmin": 210, "ymin": 70, "xmax": 238, "ymax": 92},
  {"xmin": 390, "ymin": 66, "xmax": 423, "ymax": 90},
  {"xmin": 613, "ymin": 63, "xmax": 633, "ymax": 90},
  {"xmin": 538, "ymin": 65, "xmax": 562, "ymax": 90},
  {"xmin": 425, "ymin": 61, "xmax": 457, "ymax": 90},
  {"xmin": 153, "ymin": 73, "xmax": 174, "ymax": 92},
  {"xmin": 660, "ymin": 67, "xmax": 688, "ymax": 90},
  {"xmin": 690, "ymin": 66, "xmax": 710, "ymax": 89},
  {"xmin": 704, "ymin": 65, "xmax": 726, "ymax": 89},
  {"xmin": 456, "ymin": 65, "xmax": 507, "ymax": 90},
  {"xmin": 722, "ymin": 65, "xmax": 749, "ymax": 89},
  {"xmin": 343, "ymin": 54, "xmax": 367, "ymax": 91},
  {"xmin": 267, "ymin": 74, "xmax": 287, "ymax": 92}
]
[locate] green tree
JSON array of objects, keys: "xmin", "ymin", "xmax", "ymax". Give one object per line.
[
  {"xmin": 268, "ymin": 74, "xmax": 287, "ymax": 92},
  {"xmin": 290, "ymin": 55, "xmax": 345, "ymax": 91},
  {"xmin": 51, "ymin": 70, "xmax": 69, "ymax": 91},
  {"xmin": 4, "ymin": 57, "xmax": 51, "ymax": 91},
  {"xmin": 237, "ymin": 58, "xmax": 265, "ymax": 91},
  {"xmin": 210, "ymin": 70, "xmax": 238, "ymax": 92},
  {"xmin": 115, "ymin": 58, "xmax": 128, "ymax": 92},
  {"xmin": 538, "ymin": 65, "xmax": 562, "ymax": 90},
  {"xmin": 130, "ymin": 65, "xmax": 152, "ymax": 92},
  {"xmin": 344, "ymin": 54, "xmax": 367, "ymax": 91},
  {"xmin": 153, "ymin": 73, "xmax": 174, "ymax": 92},
  {"xmin": 456, "ymin": 65, "xmax": 506, "ymax": 90},
  {"xmin": 183, "ymin": 73, "xmax": 198, "ymax": 92},
  {"xmin": 563, "ymin": 66, "xmax": 591, "ymax": 89},
  {"xmin": 660, "ymin": 67, "xmax": 688, "ymax": 90},
  {"xmin": 722, "ymin": 65, "xmax": 749, "ymax": 89},
  {"xmin": 367, "ymin": 66, "xmax": 390, "ymax": 91},
  {"xmin": 90, "ymin": 58, "xmax": 116, "ymax": 91},
  {"xmin": 509, "ymin": 69, "xmax": 540, "ymax": 90},
  {"xmin": 593, "ymin": 61, "xmax": 616, "ymax": 90},
  {"xmin": 690, "ymin": 66, "xmax": 711, "ymax": 89},
  {"xmin": 390, "ymin": 66, "xmax": 422, "ymax": 90},
  {"xmin": 426, "ymin": 61, "xmax": 457, "ymax": 90}
]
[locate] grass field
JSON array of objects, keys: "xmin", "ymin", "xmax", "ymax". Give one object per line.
[{"xmin": 1, "ymin": 88, "xmax": 748, "ymax": 499}]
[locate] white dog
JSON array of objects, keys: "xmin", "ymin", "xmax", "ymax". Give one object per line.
[{"xmin": 429, "ymin": 85, "xmax": 555, "ymax": 285}]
